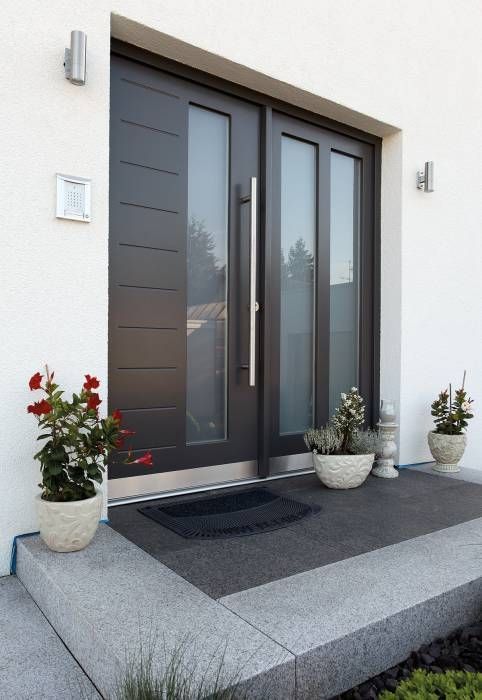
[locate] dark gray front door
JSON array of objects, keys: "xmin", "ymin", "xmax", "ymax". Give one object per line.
[{"xmin": 109, "ymin": 55, "xmax": 260, "ymax": 481}]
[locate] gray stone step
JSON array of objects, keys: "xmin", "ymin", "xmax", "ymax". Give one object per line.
[
  {"xmin": 15, "ymin": 519, "xmax": 482, "ymax": 699},
  {"xmin": 0, "ymin": 576, "xmax": 100, "ymax": 700},
  {"xmin": 15, "ymin": 525, "xmax": 295, "ymax": 699},
  {"xmin": 220, "ymin": 517, "xmax": 482, "ymax": 697}
]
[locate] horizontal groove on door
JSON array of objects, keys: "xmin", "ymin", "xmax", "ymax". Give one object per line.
[
  {"xmin": 117, "ymin": 325, "xmax": 177, "ymax": 330},
  {"xmin": 120, "ymin": 160, "xmax": 179, "ymax": 176},
  {"xmin": 120, "ymin": 406, "xmax": 177, "ymax": 412},
  {"xmin": 117, "ymin": 367, "xmax": 177, "ymax": 371},
  {"xmin": 120, "ymin": 201, "xmax": 179, "ymax": 214},
  {"xmin": 120, "ymin": 119, "xmax": 179, "ymax": 137},
  {"xmin": 118, "ymin": 284, "xmax": 177, "ymax": 291},
  {"xmin": 119, "ymin": 243, "xmax": 178, "ymax": 253},
  {"xmin": 121, "ymin": 77, "xmax": 180, "ymax": 100}
]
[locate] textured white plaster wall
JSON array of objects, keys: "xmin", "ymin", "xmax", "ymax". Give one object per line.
[{"xmin": 1, "ymin": 0, "xmax": 482, "ymax": 575}]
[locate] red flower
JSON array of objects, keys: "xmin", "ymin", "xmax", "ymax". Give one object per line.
[
  {"xmin": 87, "ymin": 393, "xmax": 102, "ymax": 411},
  {"xmin": 114, "ymin": 429, "xmax": 135, "ymax": 449},
  {"xmin": 83, "ymin": 374, "xmax": 100, "ymax": 391},
  {"xmin": 27, "ymin": 399, "xmax": 52, "ymax": 416},
  {"xmin": 29, "ymin": 372, "xmax": 43, "ymax": 391},
  {"xmin": 132, "ymin": 451, "xmax": 153, "ymax": 467},
  {"xmin": 112, "ymin": 408, "xmax": 122, "ymax": 424}
]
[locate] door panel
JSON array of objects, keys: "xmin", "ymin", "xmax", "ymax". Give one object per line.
[
  {"xmin": 109, "ymin": 55, "xmax": 260, "ymax": 480},
  {"xmin": 109, "ymin": 50, "xmax": 377, "ymax": 493},
  {"xmin": 269, "ymin": 112, "xmax": 375, "ymax": 464}
]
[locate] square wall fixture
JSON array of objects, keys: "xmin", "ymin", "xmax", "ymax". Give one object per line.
[{"xmin": 56, "ymin": 173, "xmax": 91, "ymax": 222}]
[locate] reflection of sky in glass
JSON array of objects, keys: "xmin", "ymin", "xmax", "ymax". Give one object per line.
[
  {"xmin": 188, "ymin": 106, "xmax": 229, "ymax": 266},
  {"xmin": 281, "ymin": 137, "xmax": 316, "ymax": 259},
  {"xmin": 330, "ymin": 153, "xmax": 357, "ymax": 285}
]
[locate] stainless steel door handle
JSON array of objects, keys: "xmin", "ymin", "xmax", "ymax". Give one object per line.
[{"xmin": 241, "ymin": 176, "xmax": 258, "ymax": 387}]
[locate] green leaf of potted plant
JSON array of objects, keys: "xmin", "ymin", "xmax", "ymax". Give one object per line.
[
  {"xmin": 428, "ymin": 371, "xmax": 474, "ymax": 473},
  {"xmin": 27, "ymin": 366, "xmax": 153, "ymax": 552},
  {"xmin": 304, "ymin": 388, "xmax": 378, "ymax": 489}
]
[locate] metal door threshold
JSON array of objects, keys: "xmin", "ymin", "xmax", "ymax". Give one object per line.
[{"xmin": 108, "ymin": 467, "xmax": 314, "ymax": 507}]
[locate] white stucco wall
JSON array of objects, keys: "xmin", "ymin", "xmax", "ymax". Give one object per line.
[{"xmin": 1, "ymin": 0, "xmax": 481, "ymax": 575}]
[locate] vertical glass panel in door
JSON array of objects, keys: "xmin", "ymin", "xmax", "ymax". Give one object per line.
[
  {"xmin": 186, "ymin": 106, "xmax": 229, "ymax": 444},
  {"xmin": 279, "ymin": 136, "xmax": 316, "ymax": 435},
  {"xmin": 329, "ymin": 152, "xmax": 360, "ymax": 414}
]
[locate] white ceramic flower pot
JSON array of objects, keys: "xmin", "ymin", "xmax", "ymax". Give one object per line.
[
  {"xmin": 428, "ymin": 431, "xmax": 467, "ymax": 473},
  {"xmin": 36, "ymin": 491, "xmax": 102, "ymax": 552},
  {"xmin": 312, "ymin": 453, "xmax": 375, "ymax": 489}
]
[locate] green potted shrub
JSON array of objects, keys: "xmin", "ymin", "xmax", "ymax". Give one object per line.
[
  {"xmin": 428, "ymin": 372, "xmax": 474, "ymax": 473},
  {"xmin": 27, "ymin": 367, "xmax": 152, "ymax": 552},
  {"xmin": 304, "ymin": 388, "xmax": 378, "ymax": 489}
]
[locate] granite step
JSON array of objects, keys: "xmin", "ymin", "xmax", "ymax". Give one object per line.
[
  {"xmin": 220, "ymin": 517, "xmax": 482, "ymax": 697},
  {"xmin": 15, "ymin": 525, "xmax": 295, "ymax": 699},
  {"xmin": 15, "ymin": 518, "xmax": 482, "ymax": 699},
  {"xmin": 0, "ymin": 576, "xmax": 100, "ymax": 700}
]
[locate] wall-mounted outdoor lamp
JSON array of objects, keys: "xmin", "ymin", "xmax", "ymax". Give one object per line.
[
  {"xmin": 64, "ymin": 31, "xmax": 87, "ymax": 85},
  {"xmin": 416, "ymin": 161, "xmax": 434, "ymax": 192}
]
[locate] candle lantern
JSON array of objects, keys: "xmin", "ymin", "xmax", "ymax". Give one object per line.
[{"xmin": 372, "ymin": 399, "xmax": 399, "ymax": 479}]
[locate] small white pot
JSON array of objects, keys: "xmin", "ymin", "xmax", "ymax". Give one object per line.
[
  {"xmin": 312, "ymin": 453, "xmax": 375, "ymax": 489},
  {"xmin": 428, "ymin": 431, "xmax": 467, "ymax": 473},
  {"xmin": 36, "ymin": 491, "xmax": 102, "ymax": 552}
]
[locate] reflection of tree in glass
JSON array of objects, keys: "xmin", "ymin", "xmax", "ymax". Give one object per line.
[
  {"xmin": 187, "ymin": 217, "xmax": 226, "ymax": 305},
  {"xmin": 281, "ymin": 237, "xmax": 314, "ymax": 285}
]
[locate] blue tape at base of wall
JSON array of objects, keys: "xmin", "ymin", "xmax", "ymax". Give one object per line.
[
  {"xmin": 10, "ymin": 519, "xmax": 110, "ymax": 575},
  {"xmin": 398, "ymin": 461, "xmax": 433, "ymax": 469},
  {"xmin": 10, "ymin": 532, "xmax": 39, "ymax": 575}
]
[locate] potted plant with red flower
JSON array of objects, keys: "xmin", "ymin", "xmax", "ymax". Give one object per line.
[{"xmin": 27, "ymin": 367, "xmax": 152, "ymax": 552}]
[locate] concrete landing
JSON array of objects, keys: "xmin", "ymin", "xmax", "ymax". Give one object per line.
[
  {"xmin": 109, "ymin": 469, "xmax": 482, "ymax": 599},
  {"xmin": 0, "ymin": 576, "xmax": 100, "ymax": 700}
]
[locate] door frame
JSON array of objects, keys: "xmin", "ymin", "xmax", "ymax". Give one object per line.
[{"xmin": 109, "ymin": 39, "xmax": 381, "ymax": 494}]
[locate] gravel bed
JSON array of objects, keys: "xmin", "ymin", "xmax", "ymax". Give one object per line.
[{"xmin": 337, "ymin": 622, "xmax": 482, "ymax": 699}]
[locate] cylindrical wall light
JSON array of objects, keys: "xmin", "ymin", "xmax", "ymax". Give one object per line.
[{"xmin": 64, "ymin": 31, "xmax": 87, "ymax": 86}]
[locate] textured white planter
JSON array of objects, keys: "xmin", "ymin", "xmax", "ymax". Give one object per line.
[
  {"xmin": 36, "ymin": 491, "xmax": 102, "ymax": 552},
  {"xmin": 312, "ymin": 453, "xmax": 375, "ymax": 489},
  {"xmin": 428, "ymin": 431, "xmax": 467, "ymax": 473}
]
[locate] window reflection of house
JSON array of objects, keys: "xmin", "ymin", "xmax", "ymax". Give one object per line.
[
  {"xmin": 186, "ymin": 216, "xmax": 227, "ymax": 444},
  {"xmin": 187, "ymin": 304, "xmax": 227, "ymax": 444}
]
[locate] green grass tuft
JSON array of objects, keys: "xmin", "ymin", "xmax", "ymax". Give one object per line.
[
  {"xmin": 380, "ymin": 668, "xmax": 482, "ymax": 699},
  {"xmin": 114, "ymin": 641, "xmax": 251, "ymax": 700}
]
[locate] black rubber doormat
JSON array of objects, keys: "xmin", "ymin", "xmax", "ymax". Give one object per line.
[{"xmin": 138, "ymin": 487, "xmax": 321, "ymax": 539}]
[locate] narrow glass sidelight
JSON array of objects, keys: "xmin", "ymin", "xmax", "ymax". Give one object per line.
[
  {"xmin": 329, "ymin": 152, "xmax": 361, "ymax": 414},
  {"xmin": 279, "ymin": 136, "xmax": 316, "ymax": 435},
  {"xmin": 186, "ymin": 106, "xmax": 229, "ymax": 444}
]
